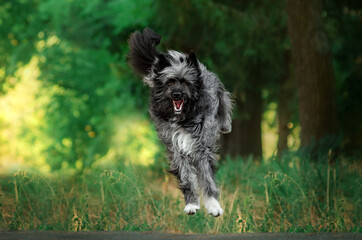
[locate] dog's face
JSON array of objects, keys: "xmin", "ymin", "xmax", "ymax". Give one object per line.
[
  {"xmin": 127, "ymin": 29, "xmax": 202, "ymax": 118},
  {"xmin": 164, "ymin": 77, "xmax": 192, "ymax": 114},
  {"xmin": 150, "ymin": 51, "xmax": 202, "ymax": 117}
]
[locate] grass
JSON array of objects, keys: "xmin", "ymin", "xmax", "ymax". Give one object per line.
[{"xmin": 0, "ymin": 155, "xmax": 361, "ymax": 233}]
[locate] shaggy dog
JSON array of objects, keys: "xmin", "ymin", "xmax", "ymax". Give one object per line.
[{"xmin": 128, "ymin": 28, "xmax": 233, "ymax": 217}]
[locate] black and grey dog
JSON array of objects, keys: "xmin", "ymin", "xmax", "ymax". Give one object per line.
[{"xmin": 128, "ymin": 28, "xmax": 233, "ymax": 217}]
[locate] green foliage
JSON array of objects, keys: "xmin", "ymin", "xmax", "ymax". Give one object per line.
[
  {"xmin": 1, "ymin": 0, "xmax": 157, "ymax": 170},
  {"xmin": 34, "ymin": 0, "xmax": 156, "ymax": 169},
  {"xmin": 38, "ymin": 43, "xmax": 114, "ymax": 169},
  {"xmin": 0, "ymin": 0, "xmax": 42, "ymax": 94}
]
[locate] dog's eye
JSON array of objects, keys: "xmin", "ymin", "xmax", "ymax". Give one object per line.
[
  {"xmin": 181, "ymin": 80, "xmax": 189, "ymax": 86},
  {"xmin": 167, "ymin": 79, "xmax": 176, "ymax": 86}
]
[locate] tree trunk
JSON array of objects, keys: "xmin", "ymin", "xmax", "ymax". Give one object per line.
[
  {"xmin": 286, "ymin": 0, "xmax": 338, "ymax": 149},
  {"xmin": 221, "ymin": 87, "xmax": 262, "ymax": 160},
  {"xmin": 277, "ymin": 50, "xmax": 292, "ymax": 156}
]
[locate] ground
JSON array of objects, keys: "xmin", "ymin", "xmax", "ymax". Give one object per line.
[{"xmin": 0, "ymin": 232, "xmax": 360, "ymax": 240}]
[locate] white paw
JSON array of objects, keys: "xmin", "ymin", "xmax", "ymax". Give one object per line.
[
  {"xmin": 204, "ymin": 197, "xmax": 223, "ymax": 217},
  {"xmin": 184, "ymin": 203, "xmax": 200, "ymax": 215}
]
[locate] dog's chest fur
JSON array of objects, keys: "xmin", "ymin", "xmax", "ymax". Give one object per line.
[{"xmin": 170, "ymin": 123, "xmax": 194, "ymax": 155}]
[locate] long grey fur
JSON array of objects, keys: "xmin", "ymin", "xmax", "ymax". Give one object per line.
[{"xmin": 128, "ymin": 28, "xmax": 233, "ymax": 217}]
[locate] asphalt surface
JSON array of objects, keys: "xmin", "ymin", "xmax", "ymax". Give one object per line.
[{"xmin": 0, "ymin": 231, "xmax": 360, "ymax": 240}]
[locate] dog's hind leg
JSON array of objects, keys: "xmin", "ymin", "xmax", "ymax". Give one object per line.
[
  {"xmin": 195, "ymin": 150, "xmax": 224, "ymax": 217},
  {"xmin": 169, "ymin": 154, "xmax": 200, "ymax": 215}
]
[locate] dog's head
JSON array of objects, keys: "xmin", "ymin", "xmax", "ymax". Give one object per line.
[{"xmin": 128, "ymin": 28, "xmax": 202, "ymax": 117}]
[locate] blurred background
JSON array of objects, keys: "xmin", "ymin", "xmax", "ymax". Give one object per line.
[{"xmin": 0, "ymin": 0, "xmax": 361, "ymax": 233}]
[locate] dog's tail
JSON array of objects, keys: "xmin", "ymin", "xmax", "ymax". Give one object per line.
[{"xmin": 128, "ymin": 28, "xmax": 161, "ymax": 76}]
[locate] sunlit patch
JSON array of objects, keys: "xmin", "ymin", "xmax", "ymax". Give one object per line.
[
  {"xmin": 11, "ymin": 39, "xmax": 18, "ymax": 46},
  {"xmin": 62, "ymin": 138, "xmax": 72, "ymax": 147},
  {"xmin": 88, "ymin": 131, "xmax": 96, "ymax": 138},
  {"xmin": 262, "ymin": 103, "xmax": 278, "ymax": 159},
  {"xmin": 36, "ymin": 34, "xmax": 60, "ymax": 51},
  {"xmin": 107, "ymin": 115, "xmax": 160, "ymax": 166},
  {"xmin": 262, "ymin": 103, "xmax": 300, "ymax": 159},
  {"xmin": 0, "ymin": 57, "xmax": 51, "ymax": 173}
]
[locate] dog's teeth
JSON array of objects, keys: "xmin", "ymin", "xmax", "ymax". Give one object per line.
[{"xmin": 173, "ymin": 100, "xmax": 183, "ymax": 113}]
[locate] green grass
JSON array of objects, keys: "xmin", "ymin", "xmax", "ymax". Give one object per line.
[{"xmin": 0, "ymin": 155, "xmax": 360, "ymax": 233}]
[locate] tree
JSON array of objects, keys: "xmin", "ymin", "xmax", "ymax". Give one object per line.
[
  {"xmin": 276, "ymin": 49, "xmax": 293, "ymax": 156},
  {"xmin": 324, "ymin": 1, "xmax": 362, "ymax": 156},
  {"xmin": 286, "ymin": 0, "xmax": 338, "ymax": 154}
]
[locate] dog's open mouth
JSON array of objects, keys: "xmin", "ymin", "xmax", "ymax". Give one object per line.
[{"xmin": 172, "ymin": 99, "xmax": 184, "ymax": 114}]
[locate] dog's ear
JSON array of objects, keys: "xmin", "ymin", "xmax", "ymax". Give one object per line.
[
  {"xmin": 155, "ymin": 53, "xmax": 171, "ymax": 73},
  {"xmin": 187, "ymin": 51, "xmax": 201, "ymax": 79},
  {"xmin": 128, "ymin": 28, "xmax": 161, "ymax": 76},
  {"xmin": 187, "ymin": 51, "xmax": 199, "ymax": 69}
]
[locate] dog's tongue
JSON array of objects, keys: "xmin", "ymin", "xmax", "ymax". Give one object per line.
[
  {"xmin": 173, "ymin": 100, "xmax": 184, "ymax": 111},
  {"xmin": 174, "ymin": 100, "xmax": 182, "ymax": 108}
]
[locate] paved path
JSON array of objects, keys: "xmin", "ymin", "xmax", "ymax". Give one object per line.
[{"xmin": 0, "ymin": 231, "xmax": 361, "ymax": 240}]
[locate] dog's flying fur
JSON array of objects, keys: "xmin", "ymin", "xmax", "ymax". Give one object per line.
[{"xmin": 128, "ymin": 28, "xmax": 233, "ymax": 217}]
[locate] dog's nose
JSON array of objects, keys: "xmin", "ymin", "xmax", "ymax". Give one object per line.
[{"xmin": 172, "ymin": 92, "xmax": 182, "ymax": 99}]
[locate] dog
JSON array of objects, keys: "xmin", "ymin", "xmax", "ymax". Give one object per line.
[{"xmin": 128, "ymin": 28, "xmax": 233, "ymax": 217}]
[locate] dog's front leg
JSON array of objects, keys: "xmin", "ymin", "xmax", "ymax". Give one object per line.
[
  {"xmin": 169, "ymin": 154, "xmax": 200, "ymax": 215},
  {"xmin": 195, "ymin": 150, "xmax": 224, "ymax": 217}
]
